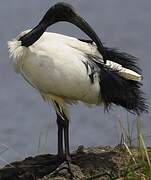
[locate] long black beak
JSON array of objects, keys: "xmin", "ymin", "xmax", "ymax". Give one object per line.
[
  {"xmin": 19, "ymin": 3, "xmax": 107, "ymax": 63},
  {"xmin": 63, "ymin": 15, "xmax": 107, "ymax": 63}
]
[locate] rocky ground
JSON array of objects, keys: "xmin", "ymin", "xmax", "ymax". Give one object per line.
[{"xmin": 0, "ymin": 145, "xmax": 150, "ymax": 180}]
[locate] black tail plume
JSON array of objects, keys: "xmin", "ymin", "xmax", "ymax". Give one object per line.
[
  {"xmin": 99, "ymin": 47, "xmax": 148, "ymax": 114},
  {"xmin": 104, "ymin": 47, "xmax": 141, "ymax": 73}
]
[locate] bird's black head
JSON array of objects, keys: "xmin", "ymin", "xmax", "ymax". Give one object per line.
[
  {"xmin": 40, "ymin": 2, "xmax": 77, "ymax": 26},
  {"xmin": 19, "ymin": 2, "xmax": 107, "ymax": 63}
]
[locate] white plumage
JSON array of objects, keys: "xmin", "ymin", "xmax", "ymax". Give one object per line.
[
  {"xmin": 8, "ymin": 32, "xmax": 101, "ymax": 108},
  {"xmin": 8, "ymin": 31, "xmax": 141, "ymax": 112}
]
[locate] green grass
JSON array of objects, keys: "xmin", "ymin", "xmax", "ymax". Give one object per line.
[{"xmin": 118, "ymin": 115, "xmax": 151, "ymax": 179}]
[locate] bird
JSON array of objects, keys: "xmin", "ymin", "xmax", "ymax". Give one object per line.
[{"xmin": 8, "ymin": 2, "xmax": 147, "ymax": 173}]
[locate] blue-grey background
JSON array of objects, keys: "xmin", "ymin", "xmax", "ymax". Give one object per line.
[{"xmin": 0, "ymin": 0, "xmax": 150, "ymax": 166}]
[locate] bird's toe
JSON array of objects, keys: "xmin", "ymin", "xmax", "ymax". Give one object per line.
[{"xmin": 44, "ymin": 160, "xmax": 84, "ymax": 180}]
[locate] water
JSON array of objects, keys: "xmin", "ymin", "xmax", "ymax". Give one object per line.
[{"xmin": 0, "ymin": 0, "xmax": 150, "ymax": 165}]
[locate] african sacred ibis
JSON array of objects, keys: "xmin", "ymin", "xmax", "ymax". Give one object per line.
[{"xmin": 8, "ymin": 2, "xmax": 147, "ymax": 169}]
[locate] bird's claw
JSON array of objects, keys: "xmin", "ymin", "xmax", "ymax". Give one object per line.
[
  {"xmin": 43, "ymin": 158, "xmax": 85, "ymax": 180},
  {"xmin": 49, "ymin": 160, "xmax": 74, "ymax": 178}
]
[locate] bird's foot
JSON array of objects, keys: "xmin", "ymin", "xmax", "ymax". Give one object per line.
[
  {"xmin": 43, "ymin": 158, "xmax": 84, "ymax": 180},
  {"xmin": 51, "ymin": 159, "xmax": 74, "ymax": 177}
]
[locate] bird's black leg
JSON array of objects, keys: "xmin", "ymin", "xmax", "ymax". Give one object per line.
[
  {"xmin": 64, "ymin": 119, "xmax": 71, "ymax": 162},
  {"xmin": 63, "ymin": 118, "xmax": 74, "ymax": 176},
  {"xmin": 56, "ymin": 113, "xmax": 64, "ymax": 162},
  {"xmin": 48, "ymin": 98, "xmax": 75, "ymax": 178},
  {"xmin": 49, "ymin": 112, "xmax": 74, "ymax": 178}
]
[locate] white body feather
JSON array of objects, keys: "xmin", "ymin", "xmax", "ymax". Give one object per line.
[
  {"xmin": 8, "ymin": 32, "xmax": 101, "ymax": 105},
  {"xmin": 8, "ymin": 31, "xmax": 141, "ymax": 115}
]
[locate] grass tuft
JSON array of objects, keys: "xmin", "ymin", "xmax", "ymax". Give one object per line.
[{"xmin": 118, "ymin": 114, "xmax": 151, "ymax": 179}]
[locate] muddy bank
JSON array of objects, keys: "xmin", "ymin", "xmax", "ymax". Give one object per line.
[{"xmin": 0, "ymin": 145, "xmax": 150, "ymax": 180}]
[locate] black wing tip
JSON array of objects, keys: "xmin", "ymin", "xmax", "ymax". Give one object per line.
[
  {"xmin": 101, "ymin": 75, "xmax": 149, "ymax": 115},
  {"xmin": 104, "ymin": 47, "xmax": 149, "ymax": 114}
]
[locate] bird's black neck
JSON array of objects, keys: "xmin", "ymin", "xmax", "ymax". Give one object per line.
[
  {"xmin": 19, "ymin": 23, "xmax": 47, "ymax": 47},
  {"xmin": 19, "ymin": 2, "xmax": 107, "ymax": 63}
]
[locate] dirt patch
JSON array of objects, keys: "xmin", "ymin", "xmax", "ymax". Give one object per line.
[{"xmin": 0, "ymin": 145, "xmax": 150, "ymax": 180}]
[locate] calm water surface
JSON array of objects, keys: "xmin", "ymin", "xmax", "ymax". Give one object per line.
[{"xmin": 0, "ymin": 0, "xmax": 150, "ymax": 165}]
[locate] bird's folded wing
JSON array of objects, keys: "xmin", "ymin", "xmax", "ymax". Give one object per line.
[{"xmin": 55, "ymin": 36, "xmax": 141, "ymax": 82}]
